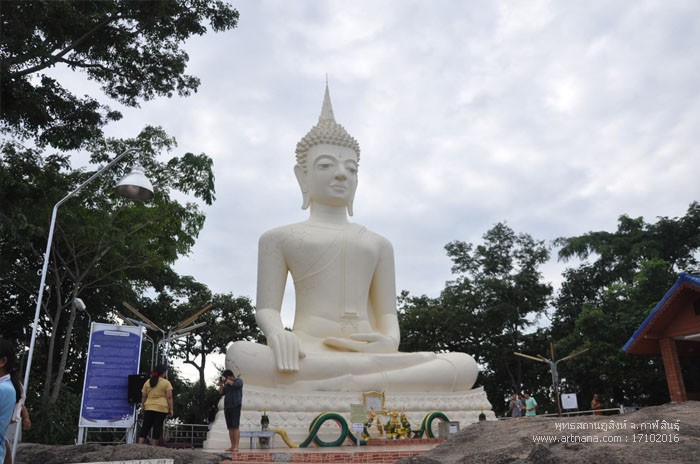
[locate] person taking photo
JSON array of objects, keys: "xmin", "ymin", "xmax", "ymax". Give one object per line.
[{"xmin": 218, "ymin": 369, "xmax": 243, "ymax": 452}]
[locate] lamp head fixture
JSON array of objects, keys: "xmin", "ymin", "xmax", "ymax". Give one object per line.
[
  {"xmin": 115, "ymin": 163, "xmax": 154, "ymax": 201},
  {"xmin": 73, "ymin": 298, "xmax": 86, "ymax": 312}
]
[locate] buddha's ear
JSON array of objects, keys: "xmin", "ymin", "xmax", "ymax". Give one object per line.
[
  {"xmin": 294, "ymin": 164, "xmax": 310, "ymax": 210},
  {"xmin": 347, "ymin": 172, "xmax": 358, "ymax": 216}
]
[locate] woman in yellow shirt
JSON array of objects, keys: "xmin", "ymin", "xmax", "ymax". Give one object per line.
[{"xmin": 137, "ymin": 364, "xmax": 173, "ymax": 446}]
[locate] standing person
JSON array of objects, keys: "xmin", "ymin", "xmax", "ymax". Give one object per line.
[
  {"xmin": 591, "ymin": 393, "xmax": 603, "ymax": 416},
  {"xmin": 218, "ymin": 369, "xmax": 243, "ymax": 452},
  {"xmin": 508, "ymin": 393, "xmax": 523, "ymax": 418},
  {"xmin": 137, "ymin": 364, "xmax": 173, "ymax": 446},
  {"xmin": 523, "ymin": 390, "xmax": 538, "ymax": 417},
  {"xmin": 0, "ymin": 340, "xmax": 21, "ymax": 464},
  {"xmin": 5, "ymin": 383, "xmax": 31, "ymax": 464}
]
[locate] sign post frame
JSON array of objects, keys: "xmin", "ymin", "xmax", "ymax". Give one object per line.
[{"xmin": 77, "ymin": 322, "xmax": 143, "ymax": 444}]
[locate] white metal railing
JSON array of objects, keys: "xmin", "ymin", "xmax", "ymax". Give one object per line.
[
  {"xmin": 79, "ymin": 422, "xmax": 209, "ymax": 447},
  {"xmin": 80, "ymin": 427, "xmax": 131, "ymax": 445},
  {"xmin": 499, "ymin": 406, "xmax": 627, "ymax": 419},
  {"xmin": 541, "ymin": 406, "xmax": 624, "ymax": 417},
  {"xmin": 163, "ymin": 422, "xmax": 210, "ymax": 448}
]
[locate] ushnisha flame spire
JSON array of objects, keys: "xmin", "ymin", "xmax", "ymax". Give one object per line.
[
  {"xmin": 318, "ymin": 82, "xmax": 335, "ymax": 122},
  {"xmin": 295, "ymin": 82, "xmax": 360, "ymax": 171}
]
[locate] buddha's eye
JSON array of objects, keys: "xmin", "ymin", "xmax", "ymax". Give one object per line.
[{"xmin": 316, "ymin": 162, "xmax": 333, "ymax": 170}]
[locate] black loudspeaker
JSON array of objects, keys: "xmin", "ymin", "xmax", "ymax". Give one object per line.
[{"xmin": 128, "ymin": 374, "xmax": 149, "ymax": 404}]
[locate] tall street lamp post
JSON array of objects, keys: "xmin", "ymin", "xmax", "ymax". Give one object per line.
[
  {"xmin": 12, "ymin": 148, "xmax": 153, "ymax": 459},
  {"xmin": 514, "ymin": 343, "xmax": 589, "ymax": 416}
]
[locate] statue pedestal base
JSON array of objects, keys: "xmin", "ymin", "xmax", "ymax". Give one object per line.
[{"xmin": 203, "ymin": 385, "xmax": 493, "ymax": 449}]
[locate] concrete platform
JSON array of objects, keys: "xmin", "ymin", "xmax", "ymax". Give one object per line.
[{"xmin": 204, "ymin": 385, "xmax": 493, "ymax": 450}]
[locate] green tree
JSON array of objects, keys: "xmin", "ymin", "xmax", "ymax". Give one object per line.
[
  {"xmin": 0, "ymin": 128, "xmax": 215, "ymax": 408},
  {"xmin": 176, "ymin": 293, "xmax": 259, "ymax": 419},
  {"xmin": 1, "ymin": 0, "xmax": 239, "ymax": 149},
  {"xmin": 135, "ymin": 276, "xmax": 261, "ymax": 422},
  {"xmin": 170, "ymin": 375, "xmax": 222, "ymax": 426},
  {"xmin": 399, "ymin": 223, "xmax": 553, "ymax": 415},
  {"xmin": 0, "ymin": 0, "xmax": 244, "ymax": 441},
  {"xmin": 22, "ymin": 386, "xmax": 82, "ymax": 445},
  {"xmin": 552, "ymin": 202, "xmax": 700, "ymax": 407}
]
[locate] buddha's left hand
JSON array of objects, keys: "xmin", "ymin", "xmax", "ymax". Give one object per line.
[{"xmin": 323, "ymin": 333, "xmax": 398, "ymax": 352}]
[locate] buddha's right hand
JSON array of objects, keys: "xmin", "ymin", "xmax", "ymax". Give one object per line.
[{"xmin": 269, "ymin": 331, "xmax": 305, "ymax": 371}]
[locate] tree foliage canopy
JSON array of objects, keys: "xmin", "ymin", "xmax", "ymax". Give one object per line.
[
  {"xmin": 0, "ymin": 1, "xmax": 248, "ymax": 441},
  {"xmin": 114, "ymin": 275, "xmax": 261, "ymax": 423},
  {"xmin": 0, "ymin": 0, "xmax": 239, "ymax": 149},
  {"xmin": 552, "ymin": 202, "xmax": 700, "ymax": 340},
  {"xmin": 0, "ymin": 128, "xmax": 217, "ymax": 404},
  {"xmin": 399, "ymin": 223, "xmax": 553, "ymax": 414},
  {"xmin": 399, "ymin": 206, "xmax": 700, "ymax": 416},
  {"xmin": 550, "ymin": 202, "xmax": 700, "ymax": 407}
]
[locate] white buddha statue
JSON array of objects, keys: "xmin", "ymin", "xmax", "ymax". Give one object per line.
[{"xmin": 226, "ymin": 85, "xmax": 478, "ymax": 393}]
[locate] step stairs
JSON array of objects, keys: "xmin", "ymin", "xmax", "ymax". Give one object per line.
[{"xmin": 218, "ymin": 438, "xmax": 443, "ymax": 463}]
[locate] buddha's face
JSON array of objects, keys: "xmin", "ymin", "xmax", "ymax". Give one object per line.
[{"xmin": 299, "ymin": 143, "xmax": 358, "ymax": 209}]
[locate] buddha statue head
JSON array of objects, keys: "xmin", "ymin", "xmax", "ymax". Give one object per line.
[{"xmin": 294, "ymin": 84, "xmax": 361, "ymax": 216}]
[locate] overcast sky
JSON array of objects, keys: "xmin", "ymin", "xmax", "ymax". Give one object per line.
[{"xmin": 85, "ymin": 0, "xmax": 699, "ymax": 377}]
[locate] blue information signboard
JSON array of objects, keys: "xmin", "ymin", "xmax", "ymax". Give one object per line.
[{"xmin": 78, "ymin": 323, "xmax": 142, "ymax": 428}]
